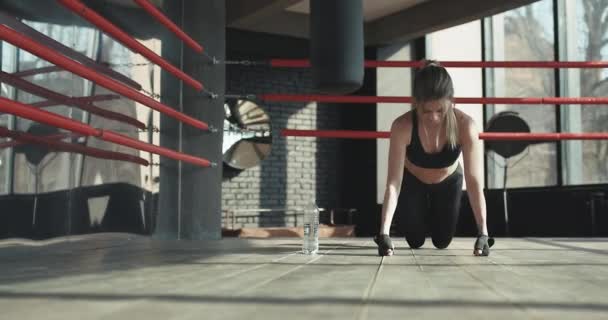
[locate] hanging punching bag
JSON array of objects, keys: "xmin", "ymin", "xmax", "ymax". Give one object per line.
[{"xmin": 310, "ymin": 0, "xmax": 364, "ymax": 94}]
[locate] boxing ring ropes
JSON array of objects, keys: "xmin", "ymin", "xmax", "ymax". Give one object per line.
[{"xmin": 0, "ymin": 0, "xmax": 607, "ymax": 180}]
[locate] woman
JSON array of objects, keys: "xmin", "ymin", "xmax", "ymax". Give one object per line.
[{"xmin": 375, "ymin": 60, "xmax": 494, "ymax": 257}]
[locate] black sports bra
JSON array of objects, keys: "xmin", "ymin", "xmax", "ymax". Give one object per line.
[{"xmin": 406, "ymin": 111, "xmax": 461, "ymax": 169}]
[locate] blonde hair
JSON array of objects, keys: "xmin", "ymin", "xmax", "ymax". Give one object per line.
[
  {"xmin": 413, "ymin": 60, "xmax": 459, "ymax": 148},
  {"xmin": 445, "ymin": 104, "xmax": 458, "ymax": 149}
]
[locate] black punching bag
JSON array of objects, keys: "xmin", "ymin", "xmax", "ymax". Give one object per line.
[{"xmin": 310, "ymin": 0, "xmax": 364, "ymax": 94}]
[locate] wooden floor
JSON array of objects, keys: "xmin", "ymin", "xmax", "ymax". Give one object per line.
[{"xmin": 1, "ymin": 233, "xmax": 607, "ymax": 320}]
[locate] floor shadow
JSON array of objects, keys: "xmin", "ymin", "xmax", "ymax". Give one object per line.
[
  {"xmin": 0, "ymin": 291, "xmax": 607, "ymax": 312},
  {"xmin": 524, "ymin": 238, "xmax": 608, "ymax": 256}
]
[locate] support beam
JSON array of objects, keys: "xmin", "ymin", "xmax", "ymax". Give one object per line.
[
  {"xmin": 227, "ymin": 0, "xmax": 301, "ymax": 25},
  {"xmin": 227, "ymin": 0, "xmax": 308, "ymax": 39},
  {"xmin": 157, "ymin": 0, "xmax": 225, "ymax": 240}
]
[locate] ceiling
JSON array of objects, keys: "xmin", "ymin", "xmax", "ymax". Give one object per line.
[
  {"xmin": 0, "ymin": 0, "xmax": 540, "ymax": 46},
  {"xmin": 227, "ymin": 0, "xmax": 540, "ymax": 46},
  {"xmin": 284, "ymin": 0, "xmax": 429, "ymax": 23}
]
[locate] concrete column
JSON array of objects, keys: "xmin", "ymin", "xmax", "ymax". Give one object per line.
[{"xmin": 156, "ymin": 0, "xmax": 225, "ymax": 240}]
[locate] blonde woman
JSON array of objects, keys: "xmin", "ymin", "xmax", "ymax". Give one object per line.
[{"xmin": 374, "ymin": 60, "xmax": 494, "ymax": 256}]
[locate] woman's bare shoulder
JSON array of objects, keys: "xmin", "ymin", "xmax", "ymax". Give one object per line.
[
  {"xmin": 454, "ymin": 109, "xmax": 476, "ymax": 129},
  {"xmin": 390, "ymin": 111, "xmax": 413, "ymax": 139},
  {"xmin": 392, "ymin": 111, "xmax": 413, "ymax": 129},
  {"xmin": 454, "ymin": 109, "xmax": 479, "ymax": 143}
]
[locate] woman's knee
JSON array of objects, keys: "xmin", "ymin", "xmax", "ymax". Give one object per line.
[
  {"xmin": 406, "ymin": 235, "xmax": 425, "ymax": 249},
  {"xmin": 432, "ymin": 236, "xmax": 453, "ymax": 249}
]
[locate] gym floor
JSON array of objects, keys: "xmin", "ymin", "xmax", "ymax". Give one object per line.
[{"xmin": 1, "ymin": 234, "xmax": 607, "ymax": 319}]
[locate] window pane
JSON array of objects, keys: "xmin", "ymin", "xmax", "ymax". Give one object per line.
[
  {"xmin": 12, "ymin": 22, "xmax": 97, "ymax": 194},
  {"xmin": 486, "ymin": 0, "xmax": 557, "ymax": 188},
  {"xmin": 562, "ymin": 0, "xmax": 608, "ymax": 184}
]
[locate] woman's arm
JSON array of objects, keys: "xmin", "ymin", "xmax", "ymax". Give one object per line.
[
  {"xmin": 461, "ymin": 118, "xmax": 488, "ymax": 236},
  {"xmin": 379, "ymin": 117, "xmax": 407, "ymax": 235}
]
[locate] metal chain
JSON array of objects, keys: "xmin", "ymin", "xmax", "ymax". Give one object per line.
[
  {"xmin": 142, "ymin": 88, "xmax": 163, "ymax": 100},
  {"xmin": 103, "ymin": 62, "xmax": 153, "ymax": 68}
]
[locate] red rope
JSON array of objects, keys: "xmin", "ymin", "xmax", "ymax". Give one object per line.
[
  {"xmin": 281, "ymin": 129, "xmax": 608, "ymax": 141},
  {"xmin": 0, "ymin": 97, "xmax": 212, "ymax": 167},
  {"xmin": 260, "ymin": 94, "xmax": 608, "ymax": 105},
  {"xmin": 0, "ymin": 127, "xmax": 149, "ymax": 166},
  {"xmin": 479, "ymin": 132, "xmax": 608, "ymax": 141},
  {"xmin": 0, "ymin": 24, "xmax": 208, "ymax": 130},
  {"xmin": 270, "ymin": 59, "xmax": 608, "ymax": 69},
  {"xmin": 133, "ymin": 0, "xmax": 203, "ymax": 53},
  {"xmin": 57, "ymin": 0, "xmax": 203, "ymax": 91}
]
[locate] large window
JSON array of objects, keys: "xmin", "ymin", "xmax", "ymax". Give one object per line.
[
  {"xmin": 1, "ymin": 18, "xmax": 159, "ymax": 195},
  {"xmin": 11, "ymin": 22, "xmax": 98, "ymax": 194},
  {"xmin": 560, "ymin": 0, "xmax": 608, "ymax": 184},
  {"xmin": 485, "ymin": 0, "xmax": 557, "ymax": 188}
]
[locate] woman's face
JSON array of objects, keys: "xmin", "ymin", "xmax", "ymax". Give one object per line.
[{"xmin": 417, "ymin": 99, "xmax": 451, "ymax": 127}]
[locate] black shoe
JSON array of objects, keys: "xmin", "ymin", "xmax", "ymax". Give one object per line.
[
  {"xmin": 374, "ymin": 234, "xmax": 394, "ymax": 256},
  {"xmin": 474, "ymin": 234, "xmax": 495, "ymax": 256}
]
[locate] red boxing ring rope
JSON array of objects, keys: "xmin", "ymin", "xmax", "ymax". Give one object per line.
[
  {"xmin": 257, "ymin": 94, "xmax": 608, "ymax": 105},
  {"xmin": 478, "ymin": 132, "xmax": 608, "ymax": 141},
  {"xmin": 133, "ymin": 0, "xmax": 204, "ymax": 54},
  {"xmin": 0, "ymin": 127, "xmax": 149, "ymax": 166},
  {"xmin": 0, "ymin": 71, "xmax": 146, "ymax": 129},
  {"xmin": 57, "ymin": 0, "xmax": 203, "ymax": 91},
  {"xmin": 269, "ymin": 59, "xmax": 608, "ymax": 69},
  {"xmin": 0, "ymin": 96, "xmax": 213, "ymax": 168},
  {"xmin": 281, "ymin": 129, "xmax": 608, "ymax": 141},
  {"xmin": 0, "ymin": 24, "xmax": 208, "ymax": 130}
]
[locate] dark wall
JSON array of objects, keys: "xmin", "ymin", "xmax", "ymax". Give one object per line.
[
  {"xmin": 456, "ymin": 185, "xmax": 608, "ymax": 238},
  {"xmin": 0, "ymin": 183, "xmax": 155, "ymax": 240}
]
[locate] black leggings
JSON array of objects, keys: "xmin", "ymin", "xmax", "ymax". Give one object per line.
[{"xmin": 396, "ymin": 165, "xmax": 463, "ymax": 249}]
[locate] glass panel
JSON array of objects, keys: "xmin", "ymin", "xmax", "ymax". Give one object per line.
[
  {"xmin": 485, "ymin": 0, "xmax": 557, "ymax": 188},
  {"xmin": 80, "ymin": 34, "xmax": 160, "ymax": 191},
  {"xmin": 561, "ymin": 0, "xmax": 608, "ymax": 184},
  {"xmin": 12, "ymin": 22, "xmax": 97, "ymax": 194}
]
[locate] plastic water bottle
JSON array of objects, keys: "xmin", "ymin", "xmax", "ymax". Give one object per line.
[{"xmin": 302, "ymin": 203, "xmax": 319, "ymax": 254}]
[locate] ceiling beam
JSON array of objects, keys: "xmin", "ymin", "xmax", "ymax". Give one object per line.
[
  {"xmin": 229, "ymin": 11, "xmax": 309, "ymax": 39},
  {"xmin": 227, "ymin": 0, "xmax": 302, "ymax": 26},
  {"xmin": 365, "ymin": 0, "xmax": 541, "ymax": 46}
]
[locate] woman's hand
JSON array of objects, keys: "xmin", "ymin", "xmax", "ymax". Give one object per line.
[
  {"xmin": 473, "ymin": 234, "xmax": 495, "ymax": 256},
  {"xmin": 374, "ymin": 234, "xmax": 395, "ymax": 256}
]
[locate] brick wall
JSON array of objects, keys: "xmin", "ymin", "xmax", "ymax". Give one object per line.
[{"xmin": 223, "ymin": 56, "xmax": 342, "ymax": 228}]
